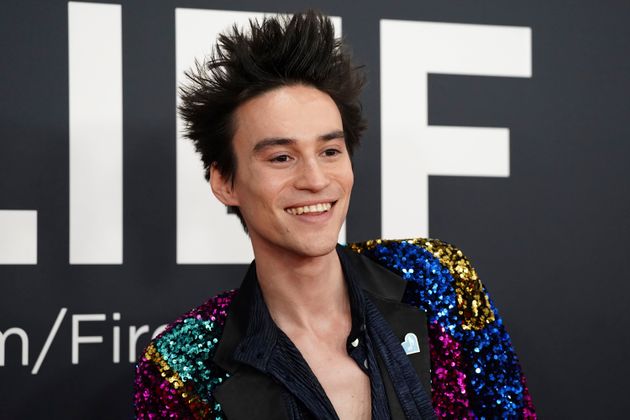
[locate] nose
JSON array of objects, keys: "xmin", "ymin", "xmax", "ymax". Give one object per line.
[{"xmin": 294, "ymin": 158, "xmax": 330, "ymax": 191}]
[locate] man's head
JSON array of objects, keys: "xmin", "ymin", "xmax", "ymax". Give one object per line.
[{"xmin": 179, "ymin": 10, "xmax": 366, "ymax": 233}]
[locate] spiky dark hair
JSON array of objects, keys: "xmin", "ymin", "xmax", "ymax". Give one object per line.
[{"xmin": 179, "ymin": 10, "xmax": 366, "ymax": 227}]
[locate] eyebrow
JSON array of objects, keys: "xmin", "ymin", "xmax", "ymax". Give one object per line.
[{"xmin": 252, "ymin": 130, "xmax": 345, "ymax": 153}]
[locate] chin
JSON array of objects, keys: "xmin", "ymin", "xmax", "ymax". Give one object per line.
[
  {"xmin": 301, "ymin": 243, "xmax": 338, "ymax": 258},
  {"xmin": 291, "ymin": 233, "xmax": 340, "ymax": 258}
]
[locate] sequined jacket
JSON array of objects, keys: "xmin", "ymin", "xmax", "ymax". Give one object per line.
[{"xmin": 134, "ymin": 239, "xmax": 536, "ymax": 419}]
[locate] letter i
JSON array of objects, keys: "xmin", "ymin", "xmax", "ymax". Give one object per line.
[{"xmin": 112, "ymin": 312, "xmax": 121, "ymax": 363}]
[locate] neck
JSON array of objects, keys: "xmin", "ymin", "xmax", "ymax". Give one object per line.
[{"xmin": 253, "ymin": 245, "xmax": 349, "ymax": 333}]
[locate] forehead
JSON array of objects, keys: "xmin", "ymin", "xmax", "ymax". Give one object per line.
[{"xmin": 231, "ymin": 84, "xmax": 343, "ymax": 149}]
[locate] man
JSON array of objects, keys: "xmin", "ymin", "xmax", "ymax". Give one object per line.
[{"xmin": 134, "ymin": 11, "xmax": 535, "ymax": 419}]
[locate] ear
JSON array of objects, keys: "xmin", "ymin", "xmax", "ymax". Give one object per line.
[{"xmin": 209, "ymin": 164, "xmax": 239, "ymax": 207}]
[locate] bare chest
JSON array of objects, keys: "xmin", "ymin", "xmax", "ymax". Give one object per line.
[{"xmin": 293, "ymin": 338, "xmax": 372, "ymax": 420}]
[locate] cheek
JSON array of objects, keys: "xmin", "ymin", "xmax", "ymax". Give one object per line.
[
  {"xmin": 241, "ymin": 177, "xmax": 284, "ymax": 210},
  {"xmin": 347, "ymin": 169, "xmax": 354, "ymax": 189},
  {"xmin": 235, "ymin": 165, "xmax": 268, "ymax": 198},
  {"xmin": 339, "ymin": 163, "xmax": 354, "ymax": 190}
]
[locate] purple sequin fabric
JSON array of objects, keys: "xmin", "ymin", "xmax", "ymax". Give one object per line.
[{"xmin": 134, "ymin": 239, "xmax": 535, "ymax": 419}]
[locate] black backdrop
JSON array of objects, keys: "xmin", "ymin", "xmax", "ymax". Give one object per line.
[{"xmin": 2, "ymin": 0, "xmax": 629, "ymax": 418}]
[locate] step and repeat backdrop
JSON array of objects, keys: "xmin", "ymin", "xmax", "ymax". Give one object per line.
[{"xmin": 1, "ymin": 0, "xmax": 628, "ymax": 418}]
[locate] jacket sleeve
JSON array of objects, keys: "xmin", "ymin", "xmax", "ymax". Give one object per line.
[
  {"xmin": 349, "ymin": 238, "xmax": 536, "ymax": 419},
  {"xmin": 133, "ymin": 343, "xmax": 202, "ymax": 419},
  {"xmin": 133, "ymin": 292, "xmax": 236, "ymax": 419}
]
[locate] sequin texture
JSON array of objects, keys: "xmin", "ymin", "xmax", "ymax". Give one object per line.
[
  {"xmin": 134, "ymin": 290, "xmax": 236, "ymax": 419},
  {"xmin": 421, "ymin": 239, "xmax": 495, "ymax": 331},
  {"xmin": 134, "ymin": 239, "xmax": 535, "ymax": 419},
  {"xmin": 350, "ymin": 238, "xmax": 536, "ymax": 418}
]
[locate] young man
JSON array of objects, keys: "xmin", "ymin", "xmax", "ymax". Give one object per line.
[{"xmin": 134, "ymin": 11, "xmax": 535, "ymax": 419}]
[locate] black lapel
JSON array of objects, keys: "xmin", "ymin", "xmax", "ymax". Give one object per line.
[
  {"xmin": 367, "ymin": 295, "xmax": 432, "ymax": 395},
  {"xmin": 368, "ymin": 294, "xmax": 432, "ymax": 414},
  {"xmin": 211, "ymin": 263, "xmax": 290, "ymax": 420},
  {"xmin": 338, "ymin": 247, "xmax": 433, "ymax": 411},
  {"xmin": 213, "ymin": 364, "xmax": 289, "ymax": 420}
]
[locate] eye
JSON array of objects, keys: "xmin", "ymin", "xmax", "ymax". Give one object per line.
[
  {"xmin": 323, "ymin": 148, "xmax": 341, "ymax": 157},
  {"xmin": 270, "ymin": 154, "xmax": 291, "ymax": 163}
]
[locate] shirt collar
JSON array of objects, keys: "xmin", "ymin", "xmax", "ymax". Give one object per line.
[
  {"xmin": 221, "ymin": 245, "xmax": 368, "ymax": 373},
  {"xmin": 213, "ymin": 244, "xmax": 408, "ymax": 374},
  {"xmin": 231, "ymin": 261, "xmax": 280, "ymax": 372},
  {"xmin": 337, "ymin": 245, "xmax": 369, "ymax": 349}
]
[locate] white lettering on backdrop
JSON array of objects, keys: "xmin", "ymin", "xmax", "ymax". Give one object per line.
[
  {"xmin": 0, "ymin": 6, "xmax": 532, "ymax": 264},
  {"xmin": 380, "ymin": 20, "xmax": 532, "ymax": 238}
]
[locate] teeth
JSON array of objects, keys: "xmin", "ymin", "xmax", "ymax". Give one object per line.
[{"xmin": 286, "ymin": 202, "xmax": 332, "ymax": 215}]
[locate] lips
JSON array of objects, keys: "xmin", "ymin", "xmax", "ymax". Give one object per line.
[{"xmin": 285, "ymin": 202, "xmax": 334, "ymax": 215}]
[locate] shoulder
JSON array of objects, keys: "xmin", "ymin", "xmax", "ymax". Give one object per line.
[
  {"xmin": 347, "ymin": 238, "xmax": 536, "ymax": 418},
  {"xmin": 347, "ymin": 238, "xmax": 493, "ymax": 329},
  {"xmin": 152, "ymin": 288, "xmax": 238, "ymax": 346},
  {"xmin": 134, "ymin": 289, "xmax": 238, "ymax": 419},
  {"xmin": 347, "ymin": 237, "xmax": 476, "ymax": 276}
]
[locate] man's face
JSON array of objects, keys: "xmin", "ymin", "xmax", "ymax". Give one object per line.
[{"xmin": 212, "ymin": 84, "xmax": 353, "ymax": 260}]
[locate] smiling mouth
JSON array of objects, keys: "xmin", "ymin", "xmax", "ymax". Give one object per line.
[{"xmin": 285, "ymin": 201, "xmax": 335, "ymax": 215}]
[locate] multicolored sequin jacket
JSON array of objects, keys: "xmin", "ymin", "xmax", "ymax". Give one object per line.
[{"xmin": 134, "ymin": 239, "xmax": 536, "ymax": 419}]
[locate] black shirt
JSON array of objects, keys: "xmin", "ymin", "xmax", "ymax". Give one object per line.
[
  {"xmin": 233, "ymin": 259, "xmax": 389, "ymax": 418},
  {"xmin": 230, "ymin": 246, "xmax": 434, "ymax": 419}
]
